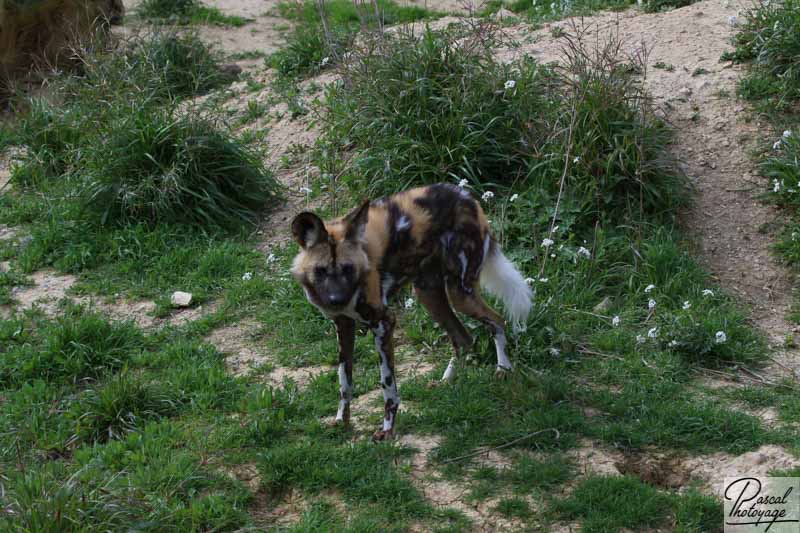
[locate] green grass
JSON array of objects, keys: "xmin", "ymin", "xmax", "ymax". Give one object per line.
[
  {"xmin": 725, "ymin": 0, "xmax": 800, "ymax": 111},
  {"xmin": 728, "ymin": 0, "xmax": 800, "ymax": 322},
  {"xmin": 269, "ymin": 0, "xmax": 440, "ymax": 79},
  {"xmin": 481, "ymin": 0, "xmax": 697, "ymax": 20},
  {"xmin": 324, "ymin": 28, "xmax": 686, "ymax": 227},
  {"xmin": 553, "ymin": 476, "xmax": 721, "ymax": 532},
  {"xmin": 138, "ymin": 0, "xmax": 253, "ymax": 27},
  {"xmin": 79, "ymin": 108, "xmax": 278, "ymax": 228},
  {"xmin": 0, "ymin": 30, "xmax": 280, "ymax": 304},
  {"xmin": 0, "ymin": 18, "xmax": 796, "ymax": 533}
]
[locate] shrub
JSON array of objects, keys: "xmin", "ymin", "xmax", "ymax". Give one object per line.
[
  {"xmin": 138, "ymin": 0, "xmax": 251, "ymax": 27},
  {"xmin": 81, "ymin": 107, "xmax": 279, "ymax": 228},
  {"xmin": 138, "ymin": 0, "xmax": 197, "ymax": 19},
  {"xmin": 326, "ymin": 27, "xmax": 685, "ymax": 228},
  {"xmin": 270, "ymin": 0, "xmax": 436, "ymax": 78},
  {"xmin": 123, "ymin": 32, "xmax": 235, "ymax": 99},
  {"xmin": 269, "ymin": 24, "xmax": 350, "ymax": 78},
  {"xmin": 9, "ymin": 30, "xmax": 278, "ymax": 230}
]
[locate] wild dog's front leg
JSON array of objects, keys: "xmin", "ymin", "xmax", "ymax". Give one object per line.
[
  {"xmin": 372, "ymin": 314, "xmax": 399, "ymax": 441},
  {"xmin": 334, "ymin": 317, "xmax": 355, "ymax": 426}
]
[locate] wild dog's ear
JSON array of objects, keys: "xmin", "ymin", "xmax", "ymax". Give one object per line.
[
  {"xmin": 292, "ymin": 212, "xmax": 327, "ymax": 249},
  {"xmin": 344, "ymin": 200, "xmax": 370, "ymax": 241}
]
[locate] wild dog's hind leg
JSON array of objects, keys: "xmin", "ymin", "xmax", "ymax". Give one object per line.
[
  {"xmin": 448, "ymin": 283, "xmax": 513, "ymax": 378},
  {"xmin": 413, "ymin": 283, "xmax": 473, "ymax": 383},
  {"xmin": 334, "ymin": 317, "xmax": 355, "ymax": 426},
  {"xmin": 372, "ymin": 313, "xmax": 399, "ymax": 441}
]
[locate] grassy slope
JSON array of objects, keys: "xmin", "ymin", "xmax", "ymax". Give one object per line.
[
  {"xmin": 0, "ymin": 3, "xmax": 797, "ymax": 533},
  {"xmin": 725, "ymin": 0, "xmax": 800, "ymax": 321}
]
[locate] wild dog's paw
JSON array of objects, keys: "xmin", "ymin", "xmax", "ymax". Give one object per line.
[
  {"xmin": 371, "ymin": 428, "xmax": 395, "ymax": 442},
  {"xmin": 493, "ymin": 365, "xmax": 513, "ymax": 380},
  {"xmin": 328, "ymin": 416, "xmax": 350, "ymax": 429}
]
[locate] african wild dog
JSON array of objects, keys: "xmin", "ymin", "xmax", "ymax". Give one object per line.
[{"xmin": 290, "ymin": 183, "xmax": 532, "ymax": 441}]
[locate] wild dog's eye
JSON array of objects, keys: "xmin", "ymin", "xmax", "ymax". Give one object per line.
[
  {"xmin": 340, "ymin": 264, "xmax": 355, "ymax": 277},
  {"xmin": 314, "ymin": 266, "xmax": 327, "ymax": 278}
]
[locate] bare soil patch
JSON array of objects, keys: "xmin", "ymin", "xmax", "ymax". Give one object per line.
[
  {"xmin": 205, "ymin": 321, "xmax": 330, "ymax": 385},
  {"xmin": 683, "ymin": 445, "xmax": 800, "ymax": 497}
]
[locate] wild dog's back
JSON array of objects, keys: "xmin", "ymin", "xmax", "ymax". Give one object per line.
[{"xmin": 365, "ymin": 183, "xmax": 491, "ymax": 285}]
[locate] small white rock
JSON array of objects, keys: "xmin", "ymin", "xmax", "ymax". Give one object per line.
[{"xmin": 171, "ymin": 291, "xmax": 193, "ymax": 307}]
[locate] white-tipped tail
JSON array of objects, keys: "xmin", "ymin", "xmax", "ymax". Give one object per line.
[{"xmin": 480, "ymin": 245, "xmax": 532, "ymax": 333}]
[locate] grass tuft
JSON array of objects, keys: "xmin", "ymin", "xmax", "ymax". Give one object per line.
[
  {"xmin": 81, "ymin": 108, "xmax": 279, "ymax": 228},
  {"xmin": 325, "ymin": 28, "xmax": 685, "ymax": 227},
  {"xmin": 0, "ymin": 307, "xmax": 145, "ymax": 386},
  {"xmin": 138, "ymin": 0, "xmax": 252, "ymax": 27},
  {"xmin": 725, "ymin": 0, "xmax": 800, "ymax": 109}
]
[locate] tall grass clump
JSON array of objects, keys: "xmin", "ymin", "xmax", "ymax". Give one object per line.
[
  {"xmin": 326, "ymin": 26, "xmax": 685, "ymax": 227},
  {"xmin": 138, "ymin": 0, "xmax": 251, "ymax": 27},
  {"xmin": 0, "ymin": 307, "xmax": 145, "ymax": 386},
  {"xmin": 7, "ymin": 30, "xmax": 279, "ymax": 230},
  {"xmin": 82, "ymin": 108, "xmax": 278, "ymax": 227},
  {"xmin": 122, "ymin": 32, "xmax": 236, "ymax": 99},
  {"xmin": 60, "ymin": 31, "xmax": 236, "ymax": 104},
  {"xmin": 270, "ymin": 0, "xmax": 438, "ymax": 78},
  {"xmin": 726, "ymin": 0, "xmax": 800, "ymax": 109}
]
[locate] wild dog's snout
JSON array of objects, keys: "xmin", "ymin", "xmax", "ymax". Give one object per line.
[{"xmin": 326, "ymin": 292, "xmax": 347, "ymax": 307}]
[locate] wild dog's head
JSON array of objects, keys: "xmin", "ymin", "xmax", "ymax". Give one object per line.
[{"xmin": 290, "ymin": 201, "xmax": 370, "ymax": 311}]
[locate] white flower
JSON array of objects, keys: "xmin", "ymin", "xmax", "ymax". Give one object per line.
[
  {"xmin": 636, "ymin": 335, "xmax": 646, "ymax": 344},
  {"xmin": 784, "ymin": 130, "xmax": 792, "ymax": 139},
  {"xmin": 321, "ymin": 56, "xmax": 330, "ymax": 66},
  {"xmin": 539, "ymin": 277, "xmax": 549, "ymax": 283},
  {"xmin": 774, "ymin": 140, "xmax": 783, "ymax": 150},
  {"xmin": 715, "ymin": 331, "xmax": 727, "ymax": 344},
  {"xmin": 242, "ymin": 272, "xmax": 253, "ymax": 281},
  {"xmin": 267, "ymin": 253, "xmax": 277, "ymax": 264},
  {"xmin": 668, "ymin": 340, "xmax": 679, "ymax": 348},
  {"xmin": 612, "ymin": 315, "xmax": 620, "ymax": 327},
  {"xmin": 702, "ymin": 289, "xmax": 714, "ymax": 297},
  {"xmin": 299, "ymin": 186, "xmax": 312, "ymax": 194},
  {"xmin": 504, "ymin": 80, "xmax": 516, "ymax": 90},
  {"xmin": 548, "ymin": 347, "xmax": 561, "ymax": 357},
  {"xmin": 458, "ymin": 179, "xmax": 469, "ymax": 188},
  {"xmin": 550, "ymin": 253, "xmax": 556, "ymax": 258},
  {"xmin": 541, "ymin": 238, "xmax": 554, "ymax": 248},
  {"xmin": 404, "ymin": 297, "xmax": 415, "ymax": 309},
  {"xmin": 573, "ymin": 156, "xmax": 581, "ymax": 164},
  {"xmin": 577, "ymin": 246, "xmax": 591, "ymax": 258},
  {"xmin": 482, "ymin": 191, "xmax": 495, "ymax": 201},
  {"xmin": 648, "ymin": 299, "xmax": 656, "ymax": 310},
  {"xmin": 510, "ymin": 194, "xmax": 519, "ymax": 202},
  {"xmin": 525, "ymin": 277, "xmax": 536, "ymax": 285},
  {"xmin": 682, "ymin": 300, "xmax": 691, "ymax": 310},
  {"xmin": 647, "ymin": 327, "xmax": 659, "ymax": 339},
  {"xmin": 774, "ymin": 179, "xmax": 781, "ymax": 193},
  {"xmin": 644, "ymin": 284, "xmax": 656, "ymax": 293}
]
